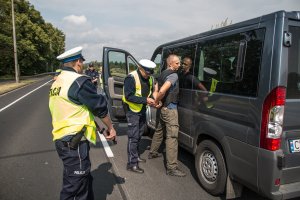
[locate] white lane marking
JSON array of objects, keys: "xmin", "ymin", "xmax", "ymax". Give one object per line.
[
  {"xmin": 98, "ymin": 131, "xmax": 114, "ymax": 158},
  {"xmin": 0, "ymin": 80, "xmax": 52, "ymax": 113}
]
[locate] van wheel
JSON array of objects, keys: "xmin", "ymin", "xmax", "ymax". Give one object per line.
[{"xmin": 195, "ymin": 140, "xmax": 227, "ymax": 196}]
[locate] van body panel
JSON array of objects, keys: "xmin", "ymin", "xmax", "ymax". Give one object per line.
[
  {"xmin": 257, "ymin": 149, "xmax": 282, "ymax": 199},
  {"xmin": 178, "ymin": 89, "xmax": 193, "ymax": 148},
  {"xmin": 223, "ymin": 136, "xmax": 258, "ymax": 191},
  {"xmin": 195, "ymin": 93, "xmax": 250, "ymax": 142}
]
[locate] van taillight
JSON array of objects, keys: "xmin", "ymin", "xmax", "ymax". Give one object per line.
[{"xmin": 260, "ymin": 87, "xmax": 286, "ymax": 151}]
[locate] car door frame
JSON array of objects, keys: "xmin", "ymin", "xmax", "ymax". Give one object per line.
[{"xmin": 102, "ymin": 47, "xmax": 139, "ymax": 122}]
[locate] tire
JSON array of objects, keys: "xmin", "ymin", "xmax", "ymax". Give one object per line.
[{"xmin": 195, "ymin": 140, "xmax": 227, "ymax": 196}]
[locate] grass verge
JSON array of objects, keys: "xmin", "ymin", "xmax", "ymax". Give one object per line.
[{"xmin": 0, "ymin": 77, "xmax": 49, "ymax": 95}]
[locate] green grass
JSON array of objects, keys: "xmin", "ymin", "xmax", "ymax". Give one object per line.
[{"xmin": 0, "ymin": 76, "xmax": 51, "ymax": 95}]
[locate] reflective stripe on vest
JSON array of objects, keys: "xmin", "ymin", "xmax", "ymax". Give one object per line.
[
  {"xmin": 49, "ymin": 70, "xmax": 97, "ymax": 144},
  {"xmin": 122, "ymin": 70, "xmax": 153, "ymax": 113}
]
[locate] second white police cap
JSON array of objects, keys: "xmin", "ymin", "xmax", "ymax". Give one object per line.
[{"xmin": 139, "ymin": 59, "xmax": 156, "ymax": 74}]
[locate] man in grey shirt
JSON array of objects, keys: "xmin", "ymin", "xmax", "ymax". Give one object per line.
[{"xmin": 148, "ymin": 54, "xmax": 186, "ymax": 177}]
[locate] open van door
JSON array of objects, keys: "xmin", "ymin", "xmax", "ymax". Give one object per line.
[{"xmin": 102, "ymin": 47, "xmax": 139, "ymax": 122}]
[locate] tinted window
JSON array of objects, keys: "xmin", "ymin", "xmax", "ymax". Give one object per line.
[
  {"xmin": 152, "ymin": 52, "xmax": 162, "ymax": 76},
  {"xmin": 128, "ymin": 57, "xmax": 137, "ymax": 73},
  {"xmin": 286, "ymin": 26, "xmax": 300, "ymax": 99},
  {"xmin": 195, "ymin": 29, "xmax": 265, "ymax": 97}
]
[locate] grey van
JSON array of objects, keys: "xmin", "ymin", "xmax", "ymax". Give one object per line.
[{"xmin": 102, "ymin": 10, "xmax": 300, "ymax": 199}]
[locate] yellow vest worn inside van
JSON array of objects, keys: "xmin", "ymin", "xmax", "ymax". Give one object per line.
[
  {"xmin": 209, "ymin": 78, "xmax": 219, "ymax": 96},
  {"xmin": 49, "ymin": 70, "xmax": 97, "ymax": 144},
  {"xmin": 122, "ymin": 70, "xmax": 153, "ymax": 113}
]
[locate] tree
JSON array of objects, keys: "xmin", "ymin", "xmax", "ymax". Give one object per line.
[
  {"xmin": 0, "ymin": 0, "xmax": 14, "ymax": 75},
  {"xmin": 211, "ymin": 18, "xmax": 233, "ymax": 30},
  {"xmin": 0, "ymin": 0, "xmax": 65, "ymax": 76}
]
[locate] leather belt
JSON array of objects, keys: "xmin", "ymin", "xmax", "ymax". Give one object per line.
[{"xmin": 61, "ymin": 140, "xmax": 87, "ymax": 148}]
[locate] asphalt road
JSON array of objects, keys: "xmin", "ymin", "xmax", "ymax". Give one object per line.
[{"xmin": 0, "ymin": 77, "xmax": 267, "ymax": 200}]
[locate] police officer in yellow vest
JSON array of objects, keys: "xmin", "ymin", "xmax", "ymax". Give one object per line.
[
  {"xmin": 122, "ymin": 59, "xmax": 157, "ymax": 174},
  {"xmin": 49, "ymin": 46, "xmax": 116, "ymax": 200}
]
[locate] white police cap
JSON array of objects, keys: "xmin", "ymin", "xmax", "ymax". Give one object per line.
[
  {"xmin": 139, "ymin": 59, "xmax": 156, "ymax": 69},
  {"xmin": 57, "ymin": 46, "xmax": 85, "ymax": 63},
  {"xmin": 139, "ymin": 59, "xmax": 156, "ymax": 74}
]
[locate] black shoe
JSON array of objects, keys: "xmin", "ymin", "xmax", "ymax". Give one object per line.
[
  {"xmin": 127, "ymin": 165, "xmax": 144, "ymax": 174},
  {"xmin": 138, "ymin": 157, "xmax": 146, "ymax": 163},
  {"xmin": 166, "ymin": 168, "xmax": 186, "ymax": 177},
  {"xmin": 148, "ymin": 152, "xmax": 162, "ymax": 159}
]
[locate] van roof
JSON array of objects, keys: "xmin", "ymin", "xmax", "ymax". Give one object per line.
[{"xmin": 154, "ymin": 10, "xmax": 300, "ymax": 51}]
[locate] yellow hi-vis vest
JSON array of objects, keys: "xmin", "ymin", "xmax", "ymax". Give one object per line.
[
  {"xmin": 49, "ymin": 70, "xmax": 97, "ymax": 144},
  {"xmin": 122, "ymin": 70, "xmax": 153, "ymax": 113}
]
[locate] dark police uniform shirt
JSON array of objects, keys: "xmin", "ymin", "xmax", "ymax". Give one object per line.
[
  {"xmin": 63, "ymin": 67, "xmax": 108, "ymax": 118},
  {"xmin": 123, "ymin": 69, "xmax": 153, "ymax": 114},
  {"xmin": 85, "ymin": 69, "xmax": 99, "ymax": 80}
]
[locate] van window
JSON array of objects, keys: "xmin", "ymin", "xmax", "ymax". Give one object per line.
[
  {"xmin": 195, "ymin": 29, "xmax": 265, "ymax": 96},
  {"xmin": 108, "ymin": 51, "xmax": 127, "ymax": 78},
  {"xmin": 286, "ymin": 26, "xmax": 300, "ymax": 99},
  {"xmin": 152, "ymin": 53, "xmax": 162, "ymax": 76},
  {"xmin": 128, "ymin": 57, "xmax": 137, "ymax": 73}
]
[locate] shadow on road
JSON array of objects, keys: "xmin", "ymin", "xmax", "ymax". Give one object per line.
[{"xmin": 91, "ymin": 162, "xmax": 125, "ymax": 200}]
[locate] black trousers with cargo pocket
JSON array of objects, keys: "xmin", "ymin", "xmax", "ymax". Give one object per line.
[
  {"xmin": 126, "ymin": 111, "xmax": 146, "ymax": 167},
  {"xmin": 55, "ymin": 140, "xmax": 94, "ymax": 200}
]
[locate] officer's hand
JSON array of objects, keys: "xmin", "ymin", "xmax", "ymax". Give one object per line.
[
  {"xmin": 147, "ymin": 97, "xmax": 156, "ymax": 107},
  {"xmin": 105, "ymin": 127, "xmax": 116, "ymax": 141}
]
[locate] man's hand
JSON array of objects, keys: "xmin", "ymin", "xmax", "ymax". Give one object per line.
[
  {"xmin": 105, "ymin": 126, "xmax": 116, "ymax": 141},
  {"xmin": 147, "ymin": 97, "xmax": 156, "ymax": 107},
  {"xmin": 92, "ymin": 78, "xmax": 97, "ymax": 83},
  {"xmin": 155, "ymin": 101, "xmax": 163, "ymax": 108}
]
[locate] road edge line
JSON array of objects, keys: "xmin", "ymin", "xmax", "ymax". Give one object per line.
[
  {"xmin": 97, "ymin": 131, "xmax": 130, "ymax": 200},
  {"xmin": 0, "ymin": 79, "xmax": 52, "ymax": 113}
]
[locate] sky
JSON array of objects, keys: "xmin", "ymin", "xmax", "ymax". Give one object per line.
[{"xmin": 28, "ymin": 0, "xmax": 300, "ymax": 63}]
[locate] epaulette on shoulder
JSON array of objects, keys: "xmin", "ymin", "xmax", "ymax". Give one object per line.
[{"xmin": 75, "ymin": 75, "xmax": 90, "ymax": 87}]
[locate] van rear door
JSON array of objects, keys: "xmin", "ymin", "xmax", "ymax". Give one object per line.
[{"xmin": 281, "ymin": 24, "xmax": 300, "ymax": 187}]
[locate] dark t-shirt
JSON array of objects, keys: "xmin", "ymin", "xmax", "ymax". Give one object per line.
[
  {"xmin": 85, "ymin": 69, "xmax": 99, "ymax": 79},
  {"xmin": 179, "ymin": 72, "xmax": 201, "ymax": 89}
]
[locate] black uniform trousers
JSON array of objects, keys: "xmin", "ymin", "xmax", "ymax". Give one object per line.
[
  {"xmin": 55, "ymin": 140, "xmax": 94, "ymax": 200},
  {"xmin": 126, "ymin": 111, "xmax": 146, "ymax": 167}
]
